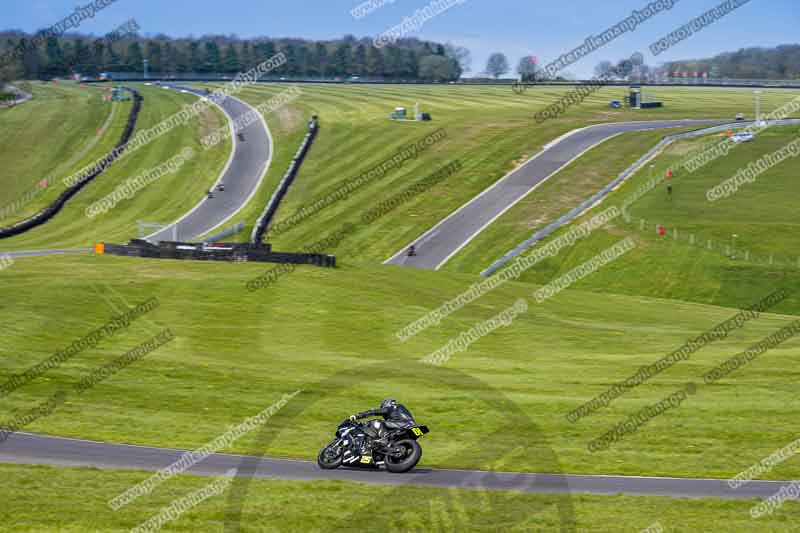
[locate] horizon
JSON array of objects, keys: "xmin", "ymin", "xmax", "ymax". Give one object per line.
[{"xmin": 3, "ymin": 0, "xmax": 798, "ymax": 78}]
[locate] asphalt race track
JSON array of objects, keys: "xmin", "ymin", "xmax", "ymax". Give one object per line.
[
  {"xmin": 1, "ymin": 115, "xmax": 791, "ymax": 502},
  {"xmin": 385, "ymin": 119, "xmax": 726, "ymax": 270},
  {"xmin": 5, "ymin": 248, "xmax": 91, "ymax": 258},
  {"xmin": 146, "ymin": 84, "xmax": 272, "ymax": 242},
  {"xmin": 0, "ymin": 432, "xmax": 784, "ymax": 500},
  {"xmin": 1, "ymin": 85, "xmax": 270, "ymax": 255}
]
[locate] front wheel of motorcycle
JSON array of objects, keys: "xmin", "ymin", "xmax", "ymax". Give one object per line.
[
  {"xmin": 317, "ymin": 442, "xmax": 343, "ymax": 470},
  {"xmin": 384, "ymin": 439, "xmax": 422, "ymax": 473}
]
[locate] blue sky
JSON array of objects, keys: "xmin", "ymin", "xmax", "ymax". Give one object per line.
[{"xmin": 7, "ymin": 0, "xmax": 799, "ymax": 77}]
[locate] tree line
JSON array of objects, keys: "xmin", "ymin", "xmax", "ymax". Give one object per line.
[
  {"xmin": 481, "ymin": 44, "xmax": 800, "ymax": 81},
  {"xmin": 664, "ymin": 45, "xmax": 800, "ymax": 79},
  {"xmin": 0, "ymin": 32, "xmax": 467, "ymax": 83}
]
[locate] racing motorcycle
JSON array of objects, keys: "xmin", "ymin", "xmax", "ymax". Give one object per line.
[{"xmin": 317, "ymin": 418, "xmax": 429, "ymax": 473}]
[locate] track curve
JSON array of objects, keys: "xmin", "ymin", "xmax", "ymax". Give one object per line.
[
  {"xmin": 385, "ymin": 119, "xmax": 727, "ymax": 270},
  {"xmin": 146, "ymin": 84, "xmax": 272, "ymax": 242},
  {"xmin": 0, "ymin": 432, "xmax": 784, "ymax": 500},
  {"xmin": 2, "ymin": 116, "xmax": 795, "ymax": 501}
]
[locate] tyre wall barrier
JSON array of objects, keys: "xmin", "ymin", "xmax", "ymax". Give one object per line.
[
  {"xmin": 251, "ymin": 116, "xmax": 319, "ymax": 244},
  {"xmin": 0, "ymin": 87, "xmax": 143, "ymax": 239},
  {"xmin": 98, "ymin": 239, "xmax": 336, "ymax": 267}
]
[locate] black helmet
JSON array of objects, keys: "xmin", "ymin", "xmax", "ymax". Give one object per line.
[{"xmin": 380, "ymin": 399, "xmax": 397, "ymax": 409}]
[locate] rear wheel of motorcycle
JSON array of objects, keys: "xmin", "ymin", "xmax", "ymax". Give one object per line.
[
  {"xmin": 384, "ymin": 439, "xmax": 422, "ymax": 473},
  {"xmin": 317, "ymin": 444, "xmax": 343, "ymax": 470}
]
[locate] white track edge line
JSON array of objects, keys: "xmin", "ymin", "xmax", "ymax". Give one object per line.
[
  {"xmin": 382, "ymin": 125, "xmax": 592, "ymax": 265},
  {"xmin": 142, "ymin": 87, "xmax": 237, "ymax": 240},
  {"xmin": 433, "ymin": 132, "xmax": 625, "ymax": 270},
  {"xmin": 382, "ymin": 119, "xmax": 717, "ymax": 266},
  {"xmin": 144, "ymin": 88, "xmax": 273, "ymax": 241}
]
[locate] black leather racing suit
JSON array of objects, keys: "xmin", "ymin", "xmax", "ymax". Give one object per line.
[{"xmin": 355, "ymin": 403, "xmax": 416, "ymax": 441}]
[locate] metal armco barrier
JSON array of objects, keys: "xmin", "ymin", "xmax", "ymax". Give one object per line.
[
  {"xmin": 0, "ymin": 87, "xmax": 143, "ymax": 239},
  {"xmin": 251, "ymin": 116, "xmax": 319, "ymax": 244},
  {"xmin": 204, "ymin": 222, "xmax": 246, "ymax": 243},
  {"xmin": 480, "ymin": 119, "xmax": 800, "ymax": 277},
  {"xmin": 98, "ymin": 240, "xmax": 336, "ymax": 267}
]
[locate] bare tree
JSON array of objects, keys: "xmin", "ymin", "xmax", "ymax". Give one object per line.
[
  {"xmin": 594, "ymin": 60, "xmax": 613, "ymax": 78},
  {"xmin": 516, "ymin": 56, "xmax": 539, "ymax": 81},
  {"xmin": 444, "ymin": 43, "xmax": 471, "ymax": 74},
  {"xmin": 486, "ymin": 52, "xmax": 509, "ymax": 79}
]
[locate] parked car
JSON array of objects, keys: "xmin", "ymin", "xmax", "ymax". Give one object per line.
[{"xmin": 735, "ymin": 113, "xmax": 745, "ymax": 121}]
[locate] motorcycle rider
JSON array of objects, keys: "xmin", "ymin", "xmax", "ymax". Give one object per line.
[{"xmin": 350, "ymin": 399, "xmax": 415, "ymax": 446}]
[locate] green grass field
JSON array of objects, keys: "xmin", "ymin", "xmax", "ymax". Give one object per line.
[
  {"xmin": 489, "ymin": 124, "xmax": 800, "ymax": 315},
  {"xmin": 206, "ymin": 83, "xmax": 800, "ymax": 317},
  {"xmin": 1, "ymin": 464, "xmax": 796, "ymax": 532},
  {"xmin": 192, "ymin": 84, "xmax": 800, "ymax": 269},
  {"xmin": 1, "ymin": 83, "xmax": 797, "ymax": 259},
  {"xmin": 0, "ymin": 82, "xmax": 129, "ymax": 223},
  {"xmin": 2, "ymin": 84, "xmax": 800, "ymax": 531},
  {"xmin": 0, "ymin": 253, "xmax": 798, "ymax": 483},
  {"xmin": 441, "ymin": 127, "xmax": 694, "ymax": 273},
  {"xmin": 0, "ymin": 82, "xmax": 231, "ymax": 250},
  {"xmin": 628, "ymin": 124, "xmax": 800, "ymax": 258}
]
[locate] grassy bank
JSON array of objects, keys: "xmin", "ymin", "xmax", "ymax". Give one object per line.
[
  {"xmin": 499, "ymin": 124, "xmax": 800, "ymax": 314},
  {"xmin": 213, "ymin": 84, "xmax": 800, "ymax": 266},
  {"xmin": 0, "ymin": 464, "xmax": 796, "ymax": 532},
  {"xmin": 0, "ymin": 83, "xmax": 231, "ymax": 250},
  {"xmin": 0, "ymin": 253, "xmax": 797, "ymax": 481},
  {"xmin": 0, "ymin": 82, "xmax": 129, "ymax": 223}
]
